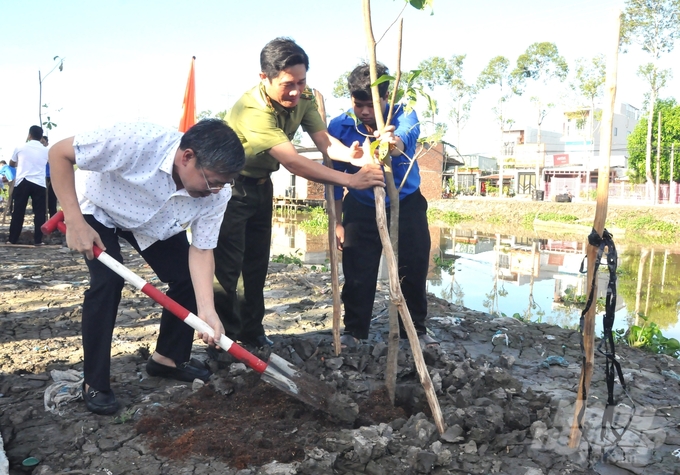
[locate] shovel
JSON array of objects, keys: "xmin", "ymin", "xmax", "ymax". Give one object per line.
[{"xmin": 42, "ymin": 211, "xmax": 354, "ymax": 420}]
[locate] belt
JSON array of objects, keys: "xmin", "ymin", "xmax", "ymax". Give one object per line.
[{"xmin": 236, "ymin": 175, "xmax": 269, "ymax": 185}]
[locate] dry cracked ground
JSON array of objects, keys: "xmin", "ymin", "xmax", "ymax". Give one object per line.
[{"xmin": 1, "ymin": 228, "xmax": 680, "ymax": 475}]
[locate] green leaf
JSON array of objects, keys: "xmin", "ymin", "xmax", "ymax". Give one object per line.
[
  {"xmin": 407, "ymin": 0, "xmax": 434, "ymax": 12},
  {"xmin": 369, "ymin": 140, "xmax": 381, "ymax": 158},
  {"xmin": 371, "ymin": 74, "xmax": 395, "ymax": 87}
]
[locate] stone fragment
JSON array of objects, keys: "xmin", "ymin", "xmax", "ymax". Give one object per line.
[
  {"xmin": 430, "ymin": 440, "xmax": 452, "ymax": 465},
  {"xmin": 499, "ymin": 354, "xmax": 515, "ymax": 369},
  {"xmin": 325, "ymin": 357, "xmax": 344, "ymax": 370},
  {"xmin": 440, "ymin": 424, "xmax": 464, "ymax": 443},
  {"xmin": 258, "ymin": 461, "xmax": 299, "ymax": 474},
  {"xmin": 414, "ymin": 450, "xmax": 437, "ymax": 473},
  {"xmin": 461, "ymin": 440, "xmax": 477, "ymax": 454},
  {"xmin": 401, "ymin": 413, "xmax": 438, "ymax": 448},
  {"xmin": 229, "ymin": 363, "xmax": 248, "ymax": 375}
]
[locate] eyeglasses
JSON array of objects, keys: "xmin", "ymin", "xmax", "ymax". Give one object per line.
[{"xmin": 199, "ymin": 167, "xmax": 234, "ymax": 192}]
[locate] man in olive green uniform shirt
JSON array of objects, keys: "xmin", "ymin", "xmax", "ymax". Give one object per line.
[{"xmin": 214, "ymin": 37, "xmax": 385, "ymax": 348}]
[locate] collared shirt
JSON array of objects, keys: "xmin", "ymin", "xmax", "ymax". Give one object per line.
[
  {"xmin": 73, "ymin": 122, "xmax": 230, "ymax": 251},
  {"xmin": 328, "ymin": 104, "xmax": 421, "ymax": 206},
  {"xmin": 227, "ymin": 84, "xmax": 327, "ymax": 178},
  {"xmin": 11, "ymin": 140, "xmax": 48, "ymax": 187}
]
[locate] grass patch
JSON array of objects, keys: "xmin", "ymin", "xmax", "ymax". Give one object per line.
[
  {"xmin": 534, "ymin": 212, "xmax": 579, "ymax": 223},
  {"xmin": 271, "ymin": 250, "xmax": 303, "ymax": 266},
  {"xmin": 612, "ymin": 212, "xmax": 678, "ymax": 234},
  {"xmin": 609, "ymin": 212, "xmax": 679, "ymax": 244},
  {"xmin": 427, "ymin": 208, "xmax": 473, "ymax": 226},
  {"xmin": 298, "ymin": 207, "xmax": 328, "ymax": 235},
  {"xmin": 521, "ymin": 214, "xmax": 536, "ymax": 229}
]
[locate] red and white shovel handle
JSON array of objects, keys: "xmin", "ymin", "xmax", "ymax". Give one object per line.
[{"xmin": 42, "ymin": 211, "xmax": 268, "ymax": 374}]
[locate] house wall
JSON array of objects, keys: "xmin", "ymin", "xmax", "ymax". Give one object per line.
[
  {"xmin": 272, "ymin": 151, "xmax": 323, "ymax": 200},
  {"xmin": 560, "ymin": 102, "xmax": 639, "ymax": 169},
  {"xmin": 502, "ymin": 127, "xmax": 564, "ymax": 168},
  {"xmin": 416, "ymin": 142, "xmax": 445, "ymax": 201}
]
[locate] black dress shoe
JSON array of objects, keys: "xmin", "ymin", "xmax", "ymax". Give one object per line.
[
  {"xmin": 241, "ymin": 335, "xmax": 273, "ymax": 349},
  {"xmin": 82, "ymin": 382, "xmax": 119, "ymax": 415},
  {"xmin": 146, "ymin": 357, "xmax": 212, "ymax": 382}
]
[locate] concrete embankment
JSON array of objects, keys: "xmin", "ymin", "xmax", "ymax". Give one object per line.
[{"xmin": 428, "ymin": 196, "xmax": 680, "ymax": 229}]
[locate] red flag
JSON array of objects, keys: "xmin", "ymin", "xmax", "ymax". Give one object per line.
[{"xmin": 179, "ymin": 56, "xmax": 196, "ymax": 132}]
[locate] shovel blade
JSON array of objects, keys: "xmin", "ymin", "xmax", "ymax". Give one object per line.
[{"xmin": 261, "ymin": 353, "xmax": 357, "ymax": 423}]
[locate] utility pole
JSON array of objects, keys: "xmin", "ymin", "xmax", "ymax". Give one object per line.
[
  {"xmin": 671, "ymin": 143, "xmax": 675, "ymax": 204},
  {"xmin": 655, "ymin": 110, "xmax": 661, "ymax": 205}
]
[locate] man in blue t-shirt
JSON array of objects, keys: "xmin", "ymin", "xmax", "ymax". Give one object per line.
[{"xmin": 328, "ymin": 62, "xmax": 437, "ymax": 349}]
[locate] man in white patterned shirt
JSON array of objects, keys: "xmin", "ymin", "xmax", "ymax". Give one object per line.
[{"xmin": 49, "ymin": 119, "xmax": 245, "ymax": 415}]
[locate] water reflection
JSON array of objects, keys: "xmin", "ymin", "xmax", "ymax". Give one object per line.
[{"xmin": 270, "ymin": 217, "xmax": 680, "ymax": 340}]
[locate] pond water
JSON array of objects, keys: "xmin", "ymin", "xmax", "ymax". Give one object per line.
[{"xmin": 270, "ymin": 216, "xmax": 680, "ymax": 342}]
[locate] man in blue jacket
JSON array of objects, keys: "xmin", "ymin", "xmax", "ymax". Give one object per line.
[{"xmin": 328, "ymin": 63, "xmax": 437, "ymax": 349}]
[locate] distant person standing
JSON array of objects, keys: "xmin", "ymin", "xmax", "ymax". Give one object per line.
[
  {"xmin": 0, "ymin": 159, "xmax": 17, "ymax": 215},
  {"xmin": 7, "ymin": 126, "xmax": 48, "ymax": 245},
  {"xmin": 0, "ymin": 160, "xmax": 11, "ymax": 211},
  {"xmin": 42, "ymin": 135, "xmax": 58, "ymax": 217}
]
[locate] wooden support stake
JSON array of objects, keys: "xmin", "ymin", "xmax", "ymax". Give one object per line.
[
  {"xmin": 569, "ymin": 8, "xmax": 620, "ymax": 448},
  {"xmin": 313, "ymin": 90, "xmax": 343, "ymax": 356}
]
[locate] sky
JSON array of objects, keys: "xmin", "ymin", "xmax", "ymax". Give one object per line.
[{"xmin": 2, "ymin": 0, "xmax": 679, "ymax": 160}]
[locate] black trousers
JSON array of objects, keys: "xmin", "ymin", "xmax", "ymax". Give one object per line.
[
  {"xmin": 8, "ymin": 180, "xmax": 46, "ymax": 244},
  {"xmin": 81, "ymin": 215, "xmax": 196, "ymax": 391},
  {"xmin": 46, "ymin": 178, "xmax": 58, "ymax": 217},
  {"xmin": 341, "ymin": 189, "xmax": 430, "ymax": 339},
  {"xmin": 213, "ymin": 178, "xmax": 273, "ymax": 343}
]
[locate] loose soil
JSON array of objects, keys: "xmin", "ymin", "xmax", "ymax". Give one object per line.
[{"xmin": 2, "ymin": 202, "xmax": 680, "ymax": 475}]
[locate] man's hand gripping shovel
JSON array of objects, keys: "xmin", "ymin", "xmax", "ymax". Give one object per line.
[{"xmin": 42, "ymin": 211, "xmax": 356, "ymax": 421}]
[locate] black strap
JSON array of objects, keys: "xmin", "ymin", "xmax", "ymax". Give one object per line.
[{"xmin": 574, "ymin": 228, "xmax": 635, "ymax": 462}]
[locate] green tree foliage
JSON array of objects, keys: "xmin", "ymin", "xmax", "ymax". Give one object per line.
[
  {"xmin": 417, "ymin": 56, "xmax": 452, "ymax": 89},
  {"xmin": 511, "ymin": 42, "xmax": 568, "ymax": 172},
  {"xmin": 416, "ymin": 56, "xmax": 451, "ymax": 138},
  {"xmin": 567, "ymin": 55, "xmax": 606, "ymax": 138},
  {"xmin": 476, "ymin": 56, "xmax": 520, "ymax": 112},
  {"xmin": 621, "ymin": 0, "xmax": 680, "ymax": 188},
  {"xmin": 477, "ymin": 56, "xmax": 518, "ymax": 196},
  {"xmin": 416, "ymin": 55, "xmax": 476, "ymax": 151},
  {"xmin": 197, "ymin": 110, "xmax": 228, "ymax": 121},
  {"xmin": 627, "ymin": 98, "xmax": 680, "ymax": 183},
  {"xmin": 511, "ymin": 42, "xmax": 568, "ymax": 85},
  {"xmin": 621, "ymin": 0, "xmax": 680, "ymax": 57},
  {"xmin": 332, "ymin": 70, "xmax": 352, "ymax": 99},
  {"xmin": 571, "ymin": 55, "xmax": 606, "ymax": 106}
]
